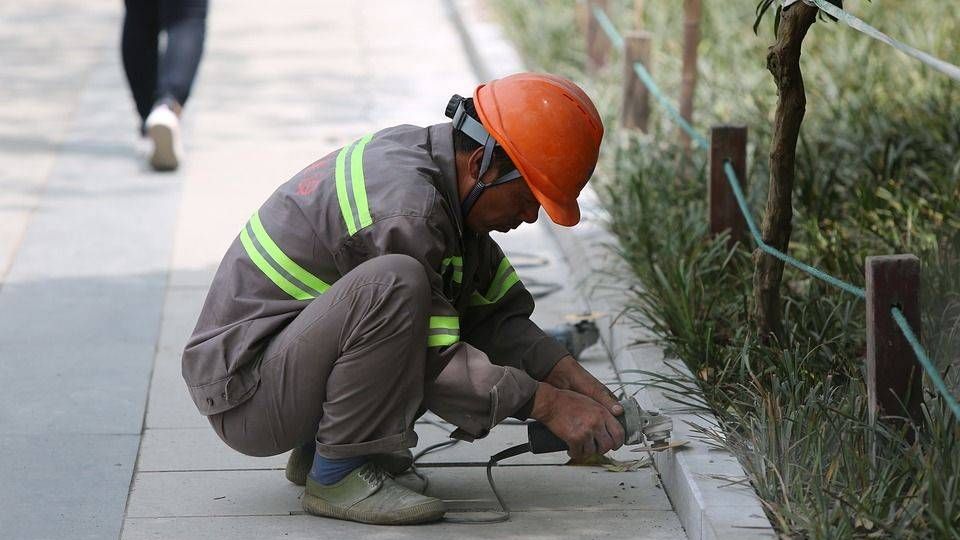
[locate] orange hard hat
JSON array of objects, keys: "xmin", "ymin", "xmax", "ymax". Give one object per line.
[{"xmin": 473, "ymin": 73, "xmax": 604, "ymax": 226}]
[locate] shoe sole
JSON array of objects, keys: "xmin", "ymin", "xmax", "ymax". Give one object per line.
[
  {"xmin": 148, "ymin": 122, "xmax": 179, "ymax": 171},
  {"xmin": 302, "ymin": 493, "xmax": 445, "ymax": 525}
]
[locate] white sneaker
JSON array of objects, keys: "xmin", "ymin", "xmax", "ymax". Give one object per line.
[{"xmin": 145, "ymin": 102, "xmax": 183, "ymax": 171}]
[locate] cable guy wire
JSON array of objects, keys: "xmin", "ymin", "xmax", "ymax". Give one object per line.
[
  {"xmin": 591, "ymin": 5, "xmax": 625, "ymax": 52},
  {"xmin": 722, "ymin": 162, "xmax": 866, "ymax": 299},
  {"xmin": 807, "ymin": 0, "xmax": 960, "ymax": 82},
  {"xmin": 891, "ymin": 307, "xmax": 960, "ymax": 422}
]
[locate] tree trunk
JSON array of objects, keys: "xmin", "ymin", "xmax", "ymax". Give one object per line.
[
  {"xmin": 678, "ymin": 0, "xmax": 701, "ymax": 149},
  {"xmin": 753, "ymin": 3, "xmax": 818, "ymax": 341}
]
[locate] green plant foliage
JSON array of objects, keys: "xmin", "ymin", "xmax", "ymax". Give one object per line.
[{"xmin": 492, "ymin": 0, "xmax": 960, "ymax": 536}]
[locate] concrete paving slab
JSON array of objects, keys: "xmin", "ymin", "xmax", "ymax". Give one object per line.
[
  {"xmin": 145, "ymin": 349, "xmax": 209, "ymax": 430},
  {"xmin": 0, "ymin": 432, "xmax": 140, "ymax": 540},
  {"xmin": 0, "ymin": 1, "xmax": 119, "ymax": 285},
  {"xmin": 126, "ymin": 470, "xmax": 304, "ymax": 518},
  {"xmin": 156, "ymin": 287, "xmax": 206, "ymax": 353},
  {"xmin": 122, "ymin": 511, "xmax": 684, "ymax": 539},
  {"xmin": 0, "ymin": 277, "xmax": 166, "ymax": 346},
  {"xmin": 0, "ymin": 343, "xmax": 155, "ymax": 435},
  {"xmin": 125, "ymin": 464, "xmax": 668, "ymax": 520},
  {"xmin": 418, "ymin": 465, "xmax": 669, "ymax": 512},
  {"xmin": 137, "ymin": 428, "xmax": 288, "ymax": 473}
]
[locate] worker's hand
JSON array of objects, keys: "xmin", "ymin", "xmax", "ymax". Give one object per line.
[
  {"xmin": 545, "ymin": 356, "xmax": 623, "ymax": 417},
  {"xmin": 531, "ymin": 383, "xmax": 625, "ymax": 458}
]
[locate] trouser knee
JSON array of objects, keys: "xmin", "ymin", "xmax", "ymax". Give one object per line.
[{"xmin": 367, "ymin": 254, "xmax": 431, "ymax": 309}]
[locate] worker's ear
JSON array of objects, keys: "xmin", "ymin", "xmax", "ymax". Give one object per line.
[{"xmin": 468, "ymin": 146, "xmax": 485, "ymax": 181}]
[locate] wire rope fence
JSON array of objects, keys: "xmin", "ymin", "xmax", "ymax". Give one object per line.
[{"xmin": 579, "ymin": 0, "xmax": 960, "ymax": 424}]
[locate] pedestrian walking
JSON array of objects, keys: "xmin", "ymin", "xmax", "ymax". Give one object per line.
[
  {"xmin": 182, "ymin": 73, "xmax": 622, "ymax": 525},
  {"xmin": 121, "ymin": 0, "xmax": 207, "ymax": 171}
]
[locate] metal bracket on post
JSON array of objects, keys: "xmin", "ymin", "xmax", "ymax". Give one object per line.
[
  {"xmin": 621, "ymin": 31, "xmax": 651, "ymax": 132},
  {"xmin": 865, "ymin": 254, "xmax": 923, "ymax": 434},
  {"xmin": 708, "ymin": 126, "xmax": 748, "ymax": 246}
]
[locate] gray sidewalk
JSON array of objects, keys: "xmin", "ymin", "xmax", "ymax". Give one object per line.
[{"xmin": 1, "ymin": 1, "xmax": 684, "ymax": 538}]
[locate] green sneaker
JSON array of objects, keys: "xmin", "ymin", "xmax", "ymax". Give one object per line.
[
  {"xmin": 285, "ymin": 444, "xmax": 314, "ymax": 486},
  {"xmin": 302, "ymin": 462, "xmax": 445, "ymax": 525},
  {"xmin": 286, "ymin": 446, "xmax": 414, "ymax": 486}
]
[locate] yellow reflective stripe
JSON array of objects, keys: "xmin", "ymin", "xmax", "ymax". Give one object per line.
[
  {"xmin": 441, "ymin": 256, "xmax": 464, "ymax": 284},
  {"xmin": 429, "ymin": 316, "xmax": 460, "ymax": 330},
  {"xmin": 428, "ymin": 334, "xmax": 458, "ymax": 347},
  {"xmin": 428, "ymin": 316, "xmax": 459, "ymax": 347},
  {"xmin": 488, "ymin": 258, "xmax": 513, "ymax": 296},
  {"xmin": 350, "ymin": 134, "xmax": 375, "ymax": 229},
  {"xmin": 239, "ymin": 228, "xmax": 313, "ymax": 301},
  {"xmin": 492, "ymin": 272, "xmax": 520, "ymax": 300},
  {"xmin": 469, "ymin": 257, "xmax": 520, "ymax": 306},
  {"xmin": 249, "ymin": 212, "xmax": 330, "ymax": 295},
  {"xmin": 335, "ymin": 142, "xmax": 357, "ymax": 234},
  {"xmin": 469, "ymin": 272, "xmax": 520, "ymax": 306}
]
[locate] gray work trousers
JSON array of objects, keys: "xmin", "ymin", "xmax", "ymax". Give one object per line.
[
  {"xmin": 210, "ymin": 254, "xmax": 431, "ymax": 459},
  {"xmin": 210, "ymin": 253, "xmax": 539, "ymax": 458}
]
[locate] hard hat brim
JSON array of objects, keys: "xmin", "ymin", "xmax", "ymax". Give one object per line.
[{"xmin": 525, "ymin": 172, "xmax": 581, "ymax": 227}]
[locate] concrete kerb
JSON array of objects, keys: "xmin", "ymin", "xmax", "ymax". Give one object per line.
[{"xmin": 444, "ymin": 0, "xmax": 776, "ymax": 538}]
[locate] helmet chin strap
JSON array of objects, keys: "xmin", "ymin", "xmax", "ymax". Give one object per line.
[{"xmin": 449, "ymin": 99, "xmax": 522, "ymax": 219}]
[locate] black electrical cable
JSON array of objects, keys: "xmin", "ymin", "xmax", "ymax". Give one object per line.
[
  {"xmin": 440, "ymin": 443, "xmax": 529, "ymax": 524},
  {"xmin": 408, "ymin": 418, "xmax": 532, "ymax": 524}
]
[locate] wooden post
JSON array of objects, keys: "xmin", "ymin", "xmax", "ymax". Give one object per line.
[
  {"xmin": 866, "ymin": 255, "xmax": 923, "ymax": 430},
  {"xmin": 575, "ymin": 0, "xmax": 589, "ymax": 37},
  {"xmin": 708, "ymin": 126, "xmax": 748, "ymax": 245},
  {"xmin": 586, "ymin": 0, "xmax": 610, "ymax": 72},
  {"xmin": 621, "ymin": 32, "xmax": 652, "ymax": 132},
  {"xmin": 679, "ymin": 0, "xmax": 702, "ymax": 149},
  {"xmin": 633, "ymin": 0, "xmax": 644, "ymax": 30}
]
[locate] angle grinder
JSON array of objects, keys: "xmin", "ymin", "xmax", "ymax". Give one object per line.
[{"xmin": 526, "ymin": 396, "xmax": 673, "ymax": 454}]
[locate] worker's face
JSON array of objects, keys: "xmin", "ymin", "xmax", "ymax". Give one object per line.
[{"xmin": 465, "ymin": 149, "xmax": 541, "ymax": 234}]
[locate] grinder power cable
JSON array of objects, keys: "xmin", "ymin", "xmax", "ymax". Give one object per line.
[{"xmin": 424, "ymin": 396, "xmax": 674, "ymax": 524}]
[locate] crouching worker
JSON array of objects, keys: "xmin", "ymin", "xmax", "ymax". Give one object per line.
[{"xmin": 181, "ymin": 73, "xmax": 625, "ymax": 525}]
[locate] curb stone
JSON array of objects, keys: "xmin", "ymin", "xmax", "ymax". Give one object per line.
[{"xmin": 444, "ymin": 1, "xmax": 778, "ymax": 538}]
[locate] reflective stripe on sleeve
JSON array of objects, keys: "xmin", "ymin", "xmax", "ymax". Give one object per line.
[
  {"xmin": 335, "ymin": 141, "xmax": 358, "ymax": 234},
  {"xmin": 335, "ymin": 134, "xmax": 375, "ymax": 235},
  {"xmin": 239, "ymin": 212, "xmax": 330, "ymax": 301},
  {"xmin": 249, "ymin": 211, "xmax": 331, "ymax": 295},
  {"xmin": 441, "ymin": 256, "xmax": 464, "ymax": 284},
  {"xmin": 428, "ymin": 315, "xmax": 460, "ymax": 347},
  {"xmin": 469, "ymin": 257, "xmax": 520, "ymax": 306},
  {"xmin": 350, "ymin": 134, "xmax": 375, "ymax": 229},
  {"xmin": 240, "ymin": 227, "xmax": 314, "ymax": 301}
]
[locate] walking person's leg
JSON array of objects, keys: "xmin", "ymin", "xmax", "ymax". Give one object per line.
[
  {"xmin": 156, "ymin": 0, "xmax": 207, "ymax": 108},
  {"xmin": 121, "ymin": 0, "xmax": 161, "ymax": 129},
  {"xmin": 144, "ymin": 0, "xmax": 208, "ymax": 170},
  {"xmin": 209, "ymin": 254, "xmax": 445, "ymax": 524}
]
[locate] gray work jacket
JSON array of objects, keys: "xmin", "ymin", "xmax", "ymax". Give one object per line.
[{"xmin": 182, "ymin": 123, "xmax": 569, "ymax": 437}]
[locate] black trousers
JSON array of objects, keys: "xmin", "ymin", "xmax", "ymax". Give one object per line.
[{"xmin": 121, "ymin": 0, "xmax": 208, "ymax": 122}]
